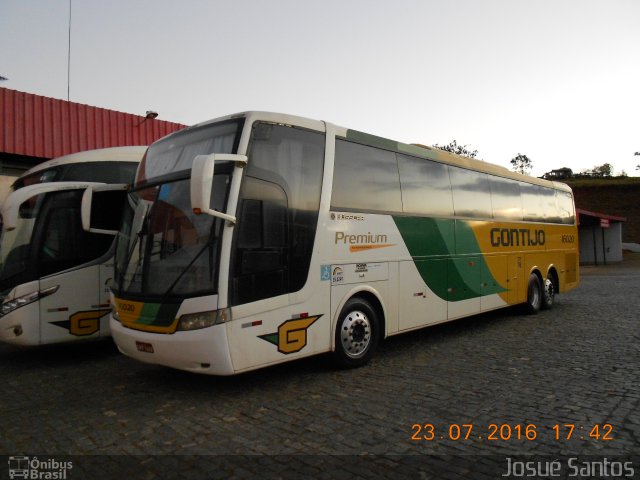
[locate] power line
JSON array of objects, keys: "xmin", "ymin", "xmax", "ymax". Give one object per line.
[{"xmin": 67, "ymin": 0, "xmax": 72, "ymax": 101}]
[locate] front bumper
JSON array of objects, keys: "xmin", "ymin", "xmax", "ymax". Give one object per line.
[{"xmin": 110, "ymin": 316, "xmax": 235, "ymax": 375}]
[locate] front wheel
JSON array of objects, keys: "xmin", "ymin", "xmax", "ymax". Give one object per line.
[
  {"xmin": 525, "ymin": 274, "xmax": 542, "ymax": 314},
  {"xmin": 333, "ymin": 297, "xmax": 380, "ymax": 368}
]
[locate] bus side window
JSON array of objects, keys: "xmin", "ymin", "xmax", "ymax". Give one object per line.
[
  {"xmin": 237, "ymin": 196, "xmax": 288, "ymax": 267},
  {"xmin": 397, "ymin": 154, "xmax": 453, "ymax": 217},
  {"xmin": 332, "ymin": 140, "xmax": 402, "ymax": 213},
  {"xmin": 556, "ymin": 191, "xmax": 575, "ymax": 224},
  {"xmin": 490, "ymin": 176, "xmax": 523, "ymax": 221},
  {"xmin": 63, "ymin": 162, "xmax": 138, "ymax": 184},
  {"xmin": 234, "ymin": 177, "xmax": 289, "ymax": 302},
  {"xmin": 520, "ymin": 182, "xmax": 545, "ymax": 222},
  {"xmin": 449, "ymin": 167, "xmax": 492, "ymax": 219},
  {"xmin": 37, "ymin": 191, "xmax": 114, "ymax": 277},
  {"xmin": 232, "ymin": 123, "xmax": 324, "ymax": 306}
]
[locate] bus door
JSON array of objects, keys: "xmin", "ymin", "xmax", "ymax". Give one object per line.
[
  {"xmin": 33, "ymin": 187, "xmax": 114, "ymax": 343},
  {"xmin": 221, "ymin": 123, "xmax": 326, "ymax": 371}
]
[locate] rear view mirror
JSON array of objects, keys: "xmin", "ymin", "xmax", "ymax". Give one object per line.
[
  {"xmin": 81, "ymin": 184, "xmax": 128, "ymax": 234},
  {"xmin": 190, "ymin": 153, "xmax": 247, "ymax": 223}
]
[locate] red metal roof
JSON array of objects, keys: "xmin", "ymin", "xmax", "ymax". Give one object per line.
[
  {"xmin": 577, "ymin": 208, "xmax": 627, "ymax": 223},
  {"xmin": 1, "ymin": 87, "xmax": 186, "ymax": 159}
]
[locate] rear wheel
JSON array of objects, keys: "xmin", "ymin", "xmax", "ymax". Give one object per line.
[
  {"xmin": 541, "ymin": 277, "xmax": 555, "ymax": 310},
  {"xmin": 525, "ymin": 273, "xmax": 542, "ymax": 314},
  {"xmin": 333, "ymin": 297, "xmax": 380, "ymax": 368}
]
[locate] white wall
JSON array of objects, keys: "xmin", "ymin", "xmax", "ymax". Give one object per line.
[{"xmin": 579, "ymin": 222, "xmax": 623, "ymax": 264}]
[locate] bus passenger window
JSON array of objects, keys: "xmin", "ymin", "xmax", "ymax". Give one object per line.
[
  {"xmin": 490, "ymin": 176, "xmax": 523, "ymax": 221},
  {"xmin": 397, "ymin": 154, "xmax": 453, "ymax": 217},
  {"xmin": 520, "ymin": 183, "xmax": 545, "ymax": 222},
  {"xmin": 332, "ymin": 140, "xmax": 402, "ymax": 213},
  {"xmin": 449, "ymin": 167, "xmax": 492, "ymax": 219},
  {"xmin": 556, "ymin": 191, "xmax": 575, "ymax": 224}
]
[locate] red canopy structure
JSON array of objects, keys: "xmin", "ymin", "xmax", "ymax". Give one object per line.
[{"xmin": 0, "ymin": 87, "xmax": 185, "ymax": 168}]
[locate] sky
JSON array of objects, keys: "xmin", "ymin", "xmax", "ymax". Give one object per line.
[{"xmin": 1, "ymin": 0, "xmax": 639, "ymax": 177}]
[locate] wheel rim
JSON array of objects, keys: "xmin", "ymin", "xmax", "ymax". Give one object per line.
[
  {"xmin": 340, "ymin": 310, "xmax": 372, "ymax": 359},
  {"xmin": 544, "ymin": 278, "xmax": 554, "ymax": 305}
]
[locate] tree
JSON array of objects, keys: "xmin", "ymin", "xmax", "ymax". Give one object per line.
[
  {"xmin": 635, "ymin": 151, "xmax": 639, "ymax": 170},
  {"xmin": 588, "ymin": 163, "xmax": 614, "ymax": 178},
  {"xmin": 432, "ymin": 140, "xmax": 478, "ymax": 159},
  {"xmin": 510, "ymin": 153, "xmax": 532, "ymax": 175}
]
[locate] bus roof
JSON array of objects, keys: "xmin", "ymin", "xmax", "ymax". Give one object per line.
[
  {"xmin": 20, "ymin": 146, "xmax": 147, "ymax": 179},
  {"xmin": 172, "ymin": 111, "xmax": 571, "ymax": 193}
]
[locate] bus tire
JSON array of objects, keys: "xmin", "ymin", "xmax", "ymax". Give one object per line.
[
  {"xmin": 541, "ymin": 277, "xmax": 555, "ymax": 310},
  {"xmin": 333, "ymin": 297, "xmax": 379, "ymax": 368},
  {"xmin": 525, "ymin": 273, "xmax": 542, "ymax": 314}
]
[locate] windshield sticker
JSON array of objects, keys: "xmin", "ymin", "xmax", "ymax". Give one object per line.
[
  {"xmin": 332, "ymin": 266, "xmax": 344, "ymax": 284},
  {"xmin": 157, "ymin": 183, "xmax": 173, "ymax": 201},
  {"xmin": 321, "ymin": 265, "xmax": 331, "ymax": 281},
  {"xmin": 258, "ymin": 314, "xmax": 322, "ymax": 354}
]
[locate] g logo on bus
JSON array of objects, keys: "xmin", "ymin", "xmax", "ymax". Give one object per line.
[
  {"xmin": 50, "ymin": 309, "xmax": 111, "ymax": 336},
  {"xmin": 258, "ymin": 315, "xmax": 322, "ymax": 354}
]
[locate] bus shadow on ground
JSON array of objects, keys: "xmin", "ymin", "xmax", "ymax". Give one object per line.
[
  {"xmin": 134, "ymin": 306, "xmax": 526, "ymax": 396},
  {"xmin": 0, "ymin": 338, "xmax": 119, "ymax": 371}
]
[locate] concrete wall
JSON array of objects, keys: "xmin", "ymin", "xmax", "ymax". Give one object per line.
[{"xmin": 579, "ymin": 222, "xmax": 623, "ymax": 264}]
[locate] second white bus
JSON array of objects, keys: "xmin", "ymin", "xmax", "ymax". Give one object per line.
[{"xmin": 0, "ymin": 147, "xmax": 145, "ymax": 345}]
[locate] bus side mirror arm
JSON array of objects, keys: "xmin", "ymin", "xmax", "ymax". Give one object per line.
[{"xmin": 190, "ymin": 153, "xmax": 247, "ymax": 224}]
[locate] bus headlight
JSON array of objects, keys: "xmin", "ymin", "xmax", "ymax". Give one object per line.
[
  {"xmin": 111, "ymin": 304, "xmax": 120, "ymax": 322},
  {"xmin": 177, "ymin": 308, "xmax": 231, "ymax": 331},
  {"xmin": 0, "ymin": 286, "xmax": 58, "ymax": 318}
]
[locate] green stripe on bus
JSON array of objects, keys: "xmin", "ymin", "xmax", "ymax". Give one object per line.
[
  {"xmin": 393, "ymin": 216, "xmax": 507, "ymax": 301},
  {"xmin": 137, "ymin": 302, "xmax": 180, "ymax": 327}
]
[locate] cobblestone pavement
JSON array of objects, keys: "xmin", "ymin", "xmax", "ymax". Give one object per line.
[{"xmin": 1, "ymin": 259, "xmax": 639, "ymax": 478}]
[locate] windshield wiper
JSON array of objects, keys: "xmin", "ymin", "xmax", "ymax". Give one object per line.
[{"xmin": 160, "ymin": 239, "xmax": 212, "ymax": 301}]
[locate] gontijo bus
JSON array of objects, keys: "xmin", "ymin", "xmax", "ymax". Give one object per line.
[
  {"xmin": 95, "ymin": 112, "xmax": 578, "ymax": 375},
  {"xmin": 0, "ymin": 147, "xmax": 144, "ymax": 345}
]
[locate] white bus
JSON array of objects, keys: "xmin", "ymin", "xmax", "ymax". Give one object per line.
[
  {"xmin": 0, "ymin": 147, "xmax": 145, "ymax": 345},
  {"xmin": 10, "ymin": 146, "xmax": 142, "ymax": 192},
  {"xmin": 99, "ymin": 112, "xmax": 579, "ymax": 375}
]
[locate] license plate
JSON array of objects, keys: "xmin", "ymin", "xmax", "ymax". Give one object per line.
[{"xmin": 136, "ymin": 341, "xmax": 154, "ymax": 353}]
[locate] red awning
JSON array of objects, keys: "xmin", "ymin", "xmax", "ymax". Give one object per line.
[{"xmin": 1, "ymin": 87, "xmax": 186, "ymax": 159}]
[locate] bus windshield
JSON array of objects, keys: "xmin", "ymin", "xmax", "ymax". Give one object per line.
[
  {"xmin": 114, "ymin": 174, "xmax": 231, "ymax": 300},
  {"xmin": 113, "ymin": 120, "xmax": 242, "ymax": 300}
]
